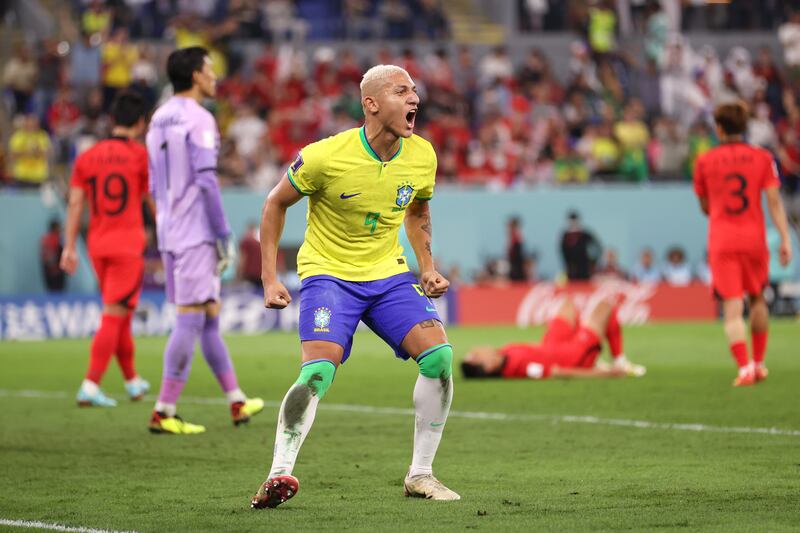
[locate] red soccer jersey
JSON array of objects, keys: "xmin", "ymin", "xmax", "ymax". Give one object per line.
[
  {"xmin": 70, "ymin": 137, "xmax": 148, "ymax": 257},
  {"xmin": 693, "ymin": 142, "xmax": 780, "ymax": 254}
]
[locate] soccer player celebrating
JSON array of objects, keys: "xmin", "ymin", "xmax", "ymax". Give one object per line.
[
  {"xmin": 251, "ymin": 65, "xmax": 458, "ymax": 508},
  {"xmin": 460, "ymin": 298, "xmax": 646, "ymax": 380},
  {"xmin": 693, "ymin": 101, "xmax": 793, "ymax": 386},
  {"xmin": 61, "ymin": 91, "xmax": 152, "ymax": 407},
  {"xmin": 145, "ymin": 47, "xmax": 263, "ymax": 434}
]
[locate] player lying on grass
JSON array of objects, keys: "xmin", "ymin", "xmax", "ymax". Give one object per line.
[
  {"xmin": 61, "ymin": 91, "xmax": 152, "ymax": 407},
  {"xmin": 145, "ymin": 47, "xmax": 263, "ymax": 434},
  {"xmin": 693, "ymin": 101, "xmax": 793, "ymax": 387},
  {"xmin": 251, "ymin": 64, "xmax": 458, "ymax": 509},
  {"xmin": 460, "ymin": 297, "xmax": 645, "ymax": 380}
]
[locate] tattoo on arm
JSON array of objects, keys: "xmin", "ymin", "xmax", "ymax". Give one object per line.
[
  {"xmin": 420, "ymin": 216, "xmax": 432, "ymax": 236},
  {"xmin": 419, "ymin": 319, "xmax": 437, "ymax": 328},
  {"xmin": 424, "ymin": 241, "xmax": 432, "ymax": 254}
]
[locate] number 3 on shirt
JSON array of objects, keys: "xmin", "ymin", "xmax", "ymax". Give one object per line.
[
  {"xmin": 364, "ymin": 211, "xmax": 380, "ymax": 234},
  {"xmin": 725, "ymin": 173, "xmax": 749, "ymax": 215}
]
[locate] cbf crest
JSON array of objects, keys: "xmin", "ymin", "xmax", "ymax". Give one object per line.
[
  {"xmin": 313, "ymin": 307, "xmax": 332, "ymax": 332},
  {"xmin": 395, "ymin": 183, "xmax": 415, "ymax": 209}
]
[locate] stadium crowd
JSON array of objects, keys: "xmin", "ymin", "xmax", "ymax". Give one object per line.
[{"xmin": 2, "ymin": 1, "xmax": 800, "ymax": 198}]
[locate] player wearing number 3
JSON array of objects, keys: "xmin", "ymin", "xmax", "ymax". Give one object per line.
[
  {"xmin": 693, "ymin": 101, "xmax": 793, "ymax": 386},
  {"xmin": 145, "ymin": 47, "xmax": 263, "ymax": 434},
  {"xmin": 251, "ymin": 65, "xmax": 459, "ymax": 508},
  {"xmin": 62, "ymin": 92, "xmax": 153, "ymax": 407}
]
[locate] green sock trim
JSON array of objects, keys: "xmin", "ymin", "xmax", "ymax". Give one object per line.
[
  {"xmin": 416, "ymin": 344, "xmax": 453, "ymax": 380},
  {"xmin": 295, "ymin": 360, "xmax": 336, "ymax": 399}
]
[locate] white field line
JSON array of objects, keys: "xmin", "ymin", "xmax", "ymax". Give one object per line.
[
  {"xmin": 1, "ymin": 388, "xmax": 799, "ymax": 438},
  {"xmin": 0, "ymin": 518, "xmax": 137, "ymax": 533}
]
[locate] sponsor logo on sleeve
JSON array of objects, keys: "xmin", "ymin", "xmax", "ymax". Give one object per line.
[{"xmin": 291, "ymin": 153, "xmax": 304, "ymax": 174}]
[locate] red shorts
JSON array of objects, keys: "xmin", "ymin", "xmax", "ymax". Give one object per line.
[
  {"xmin": 708, "ymin": 250, "xmax": 768, "ymax": 300},
  {"xmin": 91, "ymin": 255, "xmax": 145, "ymax": 309},
  {"xmin": 542, "ymin": 317, "xmax": 602, "ymax": 368}
]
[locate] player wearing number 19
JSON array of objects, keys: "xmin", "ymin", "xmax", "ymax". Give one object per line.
[
  {"xmin": 61, "ymin": 91, "xmax": 152, "ymax": 407},
  {"xmin": 251, "ymin": 65, "xmax": 459, "ymax": 509},
  {"xmin": 145, "ymin": 47, "xmax": 263, "ymax": 434},
  {"xmin": 693, "ymin": 101, "xmax": 793, "ymax": 387}
]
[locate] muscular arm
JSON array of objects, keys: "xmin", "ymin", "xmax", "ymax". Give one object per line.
[
  {"xmin": 405, "ymin": 198, "xmax": 449, "ymax": 297},
  {"xmin": 60, "ymin": 187, "xmax": 84, "ymax": 274},
  {"xmin": 765, "ymin": 186, "xmax": 793, "ymax": 266},
  {"xmin": 404, "ymin": 199, "xmax": 434, "ymax": 274},
  {"xmin": 260, "ymin": 174, "xmax": 303, "ymax": 307}
]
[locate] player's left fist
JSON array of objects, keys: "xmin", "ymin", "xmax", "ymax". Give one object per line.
[
  {"xmin": 421, "ymin": 270, "xmax": 450, "ymax": 298},
  {"xmin": 59, "ymin": 247, "xmax": 79, "ymax": 275}
]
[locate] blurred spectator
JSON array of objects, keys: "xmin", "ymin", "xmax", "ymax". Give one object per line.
[
  {"xmin": 685, "ymin": 121, "xmax": 716, "ymax": 178},
  {"xmin": 778, "ymin": 11, "xmax": 800, "ymax": 82},
  {"xmin": 560, "ymin": 210, "xmax": 601, "ymax": 281},
  {"xmin": 227, "ymin": 104, "xmax": 267, "ymax": 161},
  {"xmin": 129, "ymin": 44, "xmax": 159, "ymax": 109},
  {"xmin": 748, "ymin": 102, "xmax": 778, "ymax": 150},
  {"xmin": 46, "ymin": 88, "xmax": 81, "ymax": 163},
  {"xmin": 554, "ymin": 141, "xmax": 589, "ymax": 184},
  {"xmin": 588, "ymin": 0, "xmax": 617, "ymax": 59},
  {"xmin": 380, "ymin": 0, "xmax": 413, "ymax": 40},
  {"xmin": 81, "ymin": 0, "xmax": 112, "ymax": 40},
  {"xmin": 644, "ymin": 0, "xmax": 669, "ymax": 65},
  {"xmin": 40, "ymin": 219, "xmax": 65, "ymax": 292},
  {"xmin": 3, "ymin": 44, "xmax": 38, "ymax": 115},
  {"xmin": 614, "ymin": 99, "xmax": 650, "ymax": 181},
  {"xmin": 238, "ymin": 221, "xmax": 262, "ymax": 288},
  {"xmin": 417, "ymin": 0, "xmax": 449, "ymax": 39},
  {"xmin": 101, "ymin": 28, "xmax": 139, "ymax": 109},
  {"xmin": 595, "ymin": 248, "xmax": 628, "ymax": 280},
  {"xmin": 8, "ymin": 115, "xmax": 51, "ymax": 188},
  {"xmin": 507, "ymin": 216, "xmax": 527, "ymax": 281},
  {"xmin": 631, "ymin": 248, "xmax": 662, "ymax": 283},
  {"xmin": 649, "ymin": 116, "xmax": 688, "ymax": 179},
  {"xmin": 479, "ymin": 46, "xmax": 514, "ymax": 87},
  {"xmin": 36, "ymin": 38, "xmax": 65, "ymax": 117},
  {"xmin": 68, "ymin": 32, "xmax": 102, "ymax": 100},
  {"xmin": 662, "ymin": 246, "xmax": 692, "ymax": 285}
]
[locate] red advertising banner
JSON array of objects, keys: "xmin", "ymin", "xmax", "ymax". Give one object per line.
[{"xmin": 457, "ymin": 281, "xmax": 717, "ymax": 325}]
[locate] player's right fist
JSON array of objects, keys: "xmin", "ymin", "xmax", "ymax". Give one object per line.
[
  {"xmin": 264, "ymin": 281, "xmax": 292, "ymax": 309},
  {"xmin": 60, "ymin": 247, "xmax": 79, "ymax": 275}
]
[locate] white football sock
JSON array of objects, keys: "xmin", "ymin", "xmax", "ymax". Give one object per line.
[
  {"xmin": 226, "ymin": 388, "xmax": 246, "ymax": 404},
  {"xmin": 409, "ymin": 374, "xmax": 453, "ymax": 478},
  {"xmin": 155, "ymin": 401, "xmax": 177, "ymax": 417},
  {"xmin": 81, "ymin": 379, "xmax": 99, "ymax": 396},
  {"xmin": 268, "ymin": 384, "xmax": 320, "ymax": 478}
]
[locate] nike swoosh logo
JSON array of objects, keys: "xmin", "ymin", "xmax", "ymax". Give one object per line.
[
  {"xmin": 426, "ymin": 306, "xmax": 436, "ymax": 312},
  {"xmin": 340, "ymin": 192, "xmax": 361, "ymax": 199},
  {"xmin": 430, "ymin": 422, "xmax": 445, "ymax": 427}
]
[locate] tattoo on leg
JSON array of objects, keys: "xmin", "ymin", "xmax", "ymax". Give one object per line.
[{"xmin": 419, "ymin": 319, "xmax": 436, "ymax": 328}]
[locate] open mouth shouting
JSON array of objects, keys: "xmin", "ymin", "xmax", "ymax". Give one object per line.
[{"xmin": 405, "ymin": 108, "xmax": 417, "ymax": 130}]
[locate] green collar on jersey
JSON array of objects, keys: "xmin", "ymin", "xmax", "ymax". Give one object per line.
[{"xmin": 359, "ymin": 125, "xmax": 403, "ymax": 162}]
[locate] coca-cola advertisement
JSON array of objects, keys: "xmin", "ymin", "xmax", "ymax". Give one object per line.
[{"xmin": 458, "ymin": 281, "xmax": 717, "ymax": 325}]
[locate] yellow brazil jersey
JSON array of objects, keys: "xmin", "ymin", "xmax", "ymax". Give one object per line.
[{"xmin": 288, "ymin": 126, "xmax": 437, "ymax": 282}]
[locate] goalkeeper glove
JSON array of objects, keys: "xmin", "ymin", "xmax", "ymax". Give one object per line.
[{"xmin": 215, "ymin": 234, "xmax": 236, "ymax": 275}]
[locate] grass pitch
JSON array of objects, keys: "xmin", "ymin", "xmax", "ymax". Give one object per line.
[{"xmin": 1, "ymin": 322, "xmax": 799, "ymax": 532}]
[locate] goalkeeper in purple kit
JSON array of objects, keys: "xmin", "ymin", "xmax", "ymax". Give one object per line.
[{"xmin": 145, "ymin": 47, "xmax": 264, "ymax": 434}]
